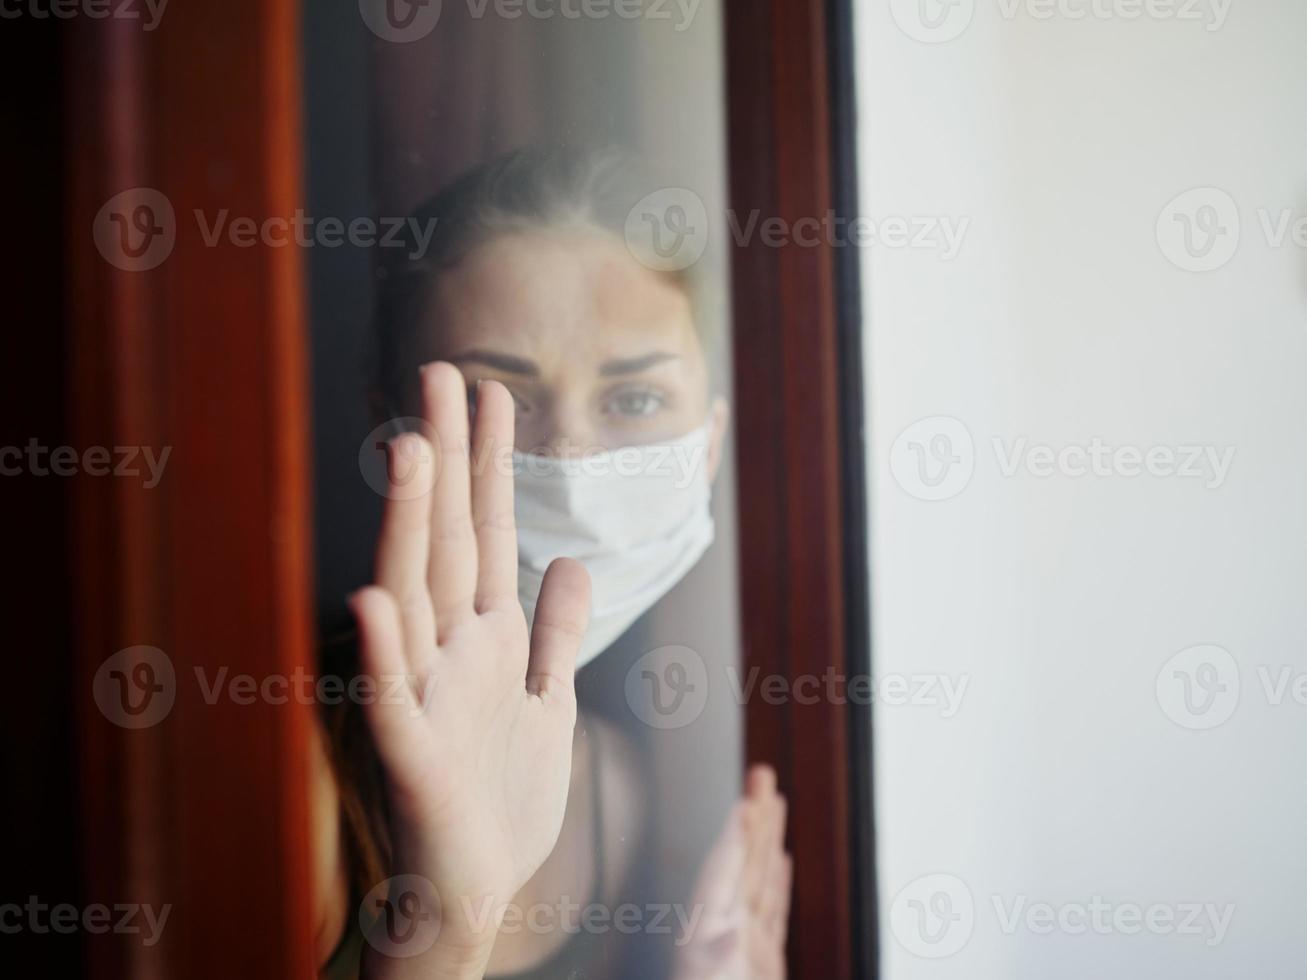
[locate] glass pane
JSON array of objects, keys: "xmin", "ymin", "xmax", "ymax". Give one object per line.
[{"xmin": 304, "ymin": 6, "xmax": 781, "ymax": 979}]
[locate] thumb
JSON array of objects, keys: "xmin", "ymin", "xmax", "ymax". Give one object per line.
[{"xmin": 526, "ymin": 557, "xmax": 591, "ymax": 699}]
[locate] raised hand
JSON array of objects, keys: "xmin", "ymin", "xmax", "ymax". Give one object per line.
[
  {"xmin": 673, "ymin": 765, "xmax": 792, "ymax": 980},
  {"xmin": 350, "ymin": 363, "xmax": 591, "ymax": 977}
]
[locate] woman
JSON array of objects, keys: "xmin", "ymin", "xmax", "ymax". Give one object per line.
[{"xmin": 316, "ymin": 148, "xmax": 791, "ymax": 979}]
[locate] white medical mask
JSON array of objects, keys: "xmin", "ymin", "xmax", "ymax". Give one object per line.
[{"xmin": 513, "ymin": 419, "xmax": 716, "ymax": 669}]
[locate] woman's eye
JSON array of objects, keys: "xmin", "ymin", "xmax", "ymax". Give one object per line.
[{"xmin": 605, "ymin": 388, "xmax": 667, "ymax": 418}]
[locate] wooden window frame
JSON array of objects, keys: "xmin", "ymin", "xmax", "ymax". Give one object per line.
[
  {"xmin": 725, "ymin": 0, "xmax": 876, "ymax": 977},
  {"xmin": 67, "ymin": 2, "xmax": 316, "ymax": 977},
  {"xmin": 63, "ymin": 0, "xmax": 876, "ymax": 976}
]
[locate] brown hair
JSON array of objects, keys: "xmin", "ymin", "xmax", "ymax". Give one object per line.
[{"xmin": 371, "ymin": 144, "xmax": 720, "ymax": 420}]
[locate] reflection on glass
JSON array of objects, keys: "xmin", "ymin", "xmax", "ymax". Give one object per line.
[{"xmin": 311, "ymin": 141, "xmax": 788, "ymax": 980}]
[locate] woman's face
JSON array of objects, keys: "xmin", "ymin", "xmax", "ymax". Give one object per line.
[{"xmin": 416, "ymin": 226, "xmax": 727, "ymax": 466}]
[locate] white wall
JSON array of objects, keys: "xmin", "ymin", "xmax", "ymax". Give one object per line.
[{"xmin": 856, "ymin": 1, "xmax": 1307, "ymax": 977}]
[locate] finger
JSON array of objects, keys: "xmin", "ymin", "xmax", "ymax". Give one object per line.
[
  {"xmin": 746, "ymin": 762, "xmax": 777, "ymax": 800},
  {"xmin": 740, "ymin": 766, "xmax": 784, "ymax": 907},
  {"xmin": 526, "ymin": 557, "xmax": 590, "ymax": 702},
  {"xmin": 374, "ymin": 433, "xmax": 437, "ymax": 672},
  {"xmin": 421, "ymin": 362, "xmax": 478, "ymax": 636},
  {"xmin": 349, "ymin": 587, "xmax": 421, "ymax": 768},
  {"xmin": 754, "ymin": 793, "xmax": 788, "ymax": 912},
  {"xmin": 470, "ymin": 380, "xmax": 518, "ymax": 610}
]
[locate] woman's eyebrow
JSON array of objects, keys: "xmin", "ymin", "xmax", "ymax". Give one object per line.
[
  {"xmin": 599, "ymin": 352, "xmax": 680, "ymax": 376},
  {"xmin": 448, "ymin": 349, "xmax": 540, "ymax": 376}
]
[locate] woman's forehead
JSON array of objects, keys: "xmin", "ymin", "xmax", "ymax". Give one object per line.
[{"xmin": 428, "ymin": 227, "xmax": 705, "ymax": 372}]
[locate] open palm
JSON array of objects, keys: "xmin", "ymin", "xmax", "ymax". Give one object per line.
[
  {"xmin": 674, "ymin": 766, "xmax": 791, "ymax": 980},
  {"xmin": 350, "ymin": 364, "xmax": 590, "ymax": 956}
]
